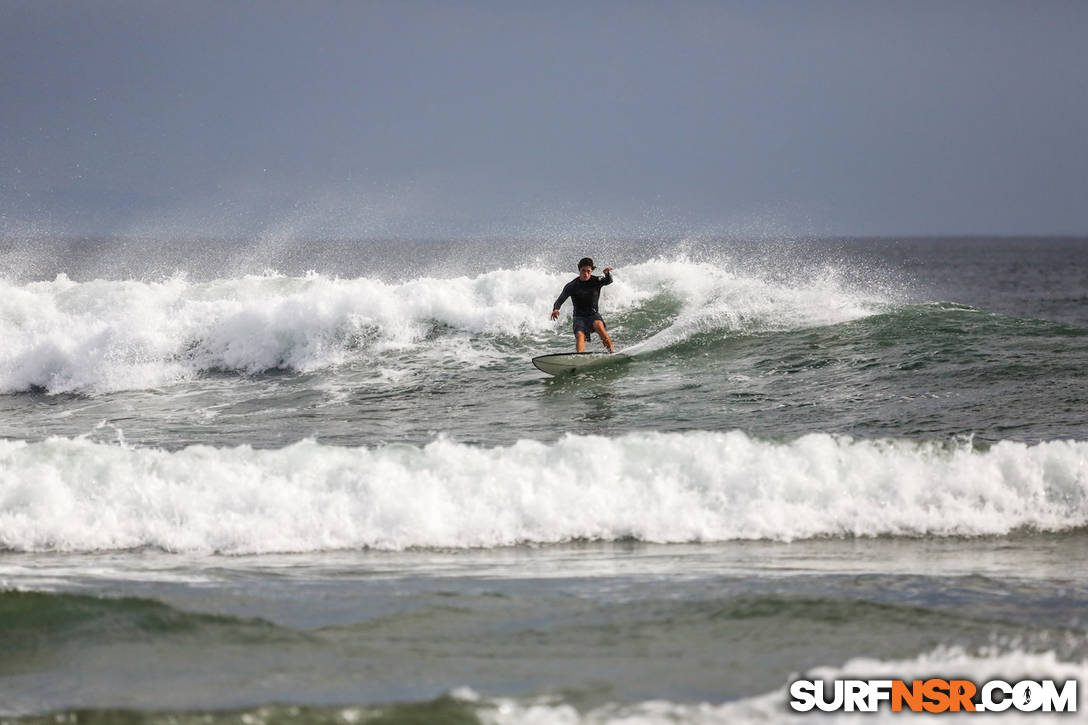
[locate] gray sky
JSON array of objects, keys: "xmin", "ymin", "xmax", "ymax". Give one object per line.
[{"xmin": 2, "ymin": 0, "xmax": 1086, "ymax": 240}]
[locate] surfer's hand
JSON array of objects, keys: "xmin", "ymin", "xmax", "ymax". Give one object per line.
[
  {"xmin": 550, "ymin": 309, "xmax": 560, "ymax": 320},
  {"xmin": 603, "ymin": 267, "xmax": 613, "ymax": 275}
]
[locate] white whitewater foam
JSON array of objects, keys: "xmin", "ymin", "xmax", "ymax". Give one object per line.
[
  {"xmin": 0, "ymin": 432, "xmax": 1085, "ymax": 554},
  {"xmin": 458, "ymin": 646, "xmax": 1088, "ymax": 723},
  {"xmin": 620, "ymin": 258, "xmax": 884, "ymax": 355},
  {"xmin": 0, "ymin": 260, "xmax": 887, "ymax": 393},
  {"xmin": 0, "ymin": 270, "xmax": 556, "ymax": 394}
]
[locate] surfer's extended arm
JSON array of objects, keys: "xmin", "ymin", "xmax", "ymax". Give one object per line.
[
  {"xmin": 551, "ymin": 281, "xmax": 573, "ymax": 319},
  {"xmin": 601, "ymin": 268, "xmax": 613, "ymax": 285}
]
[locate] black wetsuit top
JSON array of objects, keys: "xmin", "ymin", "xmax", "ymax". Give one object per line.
[{"xmin": 552, "ymin": 271, "xmax": 613, "ymax": 317}]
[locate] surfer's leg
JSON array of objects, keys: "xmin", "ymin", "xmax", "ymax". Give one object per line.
[
  {"xmin": 575, "ymin": 332, "xmax": 587, "ymax": 352},
  {"xmin": 593, "ymin": 319, "xmax": 614, "ymax": 352}
]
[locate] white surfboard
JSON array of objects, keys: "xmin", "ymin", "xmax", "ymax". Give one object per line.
[{"xmin": 531, "ymin": 351, "xmax": 630, "ymax": 376}]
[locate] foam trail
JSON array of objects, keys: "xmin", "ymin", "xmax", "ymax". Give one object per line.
[
  {"xmin": 461, "ymin": 646, "xmax": 1087, "ymax": 723},
  {"xmin": 0, "ymin": 260, "xmax": 888, "ymax": 394},
  {"xmin": 1, "ymin": 432, "xmax": 1085, "ymax": 554}
]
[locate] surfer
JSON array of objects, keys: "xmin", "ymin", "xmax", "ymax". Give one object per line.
[{"xmin": 550, "ymin": 257, "xmax": 616, "ymax": 353}]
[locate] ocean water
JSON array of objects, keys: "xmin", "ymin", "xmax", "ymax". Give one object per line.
[{"xmin": 1, "ymin": 236, "xmax": 1086, "ymax": 723}]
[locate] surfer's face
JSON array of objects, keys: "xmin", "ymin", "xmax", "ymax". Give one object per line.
[{"xmin": 579, "ymin": 266, "xmax": 593, "ymax": 280}]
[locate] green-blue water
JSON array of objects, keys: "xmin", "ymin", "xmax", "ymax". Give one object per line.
[{"xmin": 1, "ymin": 237, "xmax": 1086, "ymax": 723}]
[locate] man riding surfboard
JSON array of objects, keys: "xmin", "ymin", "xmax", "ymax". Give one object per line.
[{"xmin": 550, "ymin": 257, "xmax": 616, "ymax": 353}]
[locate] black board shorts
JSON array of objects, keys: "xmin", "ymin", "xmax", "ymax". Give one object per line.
[{"xmin": 573, "ymin": 314, "xmax": 605, "ymax": 337}]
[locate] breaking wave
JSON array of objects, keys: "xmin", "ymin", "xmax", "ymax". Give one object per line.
[
  {"xmin": 0, "ymin": 259, "xmax": 886, "ymax": 394},
  {"xmin": 463, "ymin": 646, "xmax": 1088, "ymax": 724},
  {"xmin": 1, "ymin": 431, "xmax": 1085, "ymax": 554}
]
